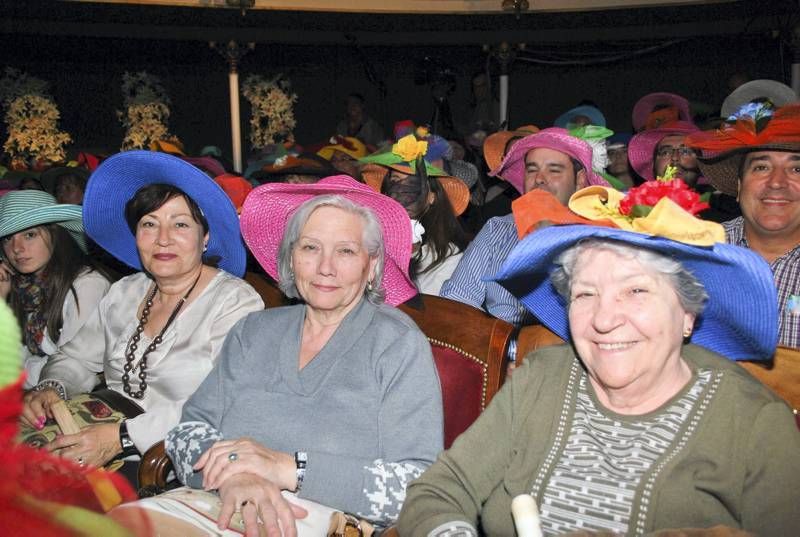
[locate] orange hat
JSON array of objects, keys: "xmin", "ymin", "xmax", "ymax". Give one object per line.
[{"xmin": 482, "ymin": 125, "xmax": 539, "ymax": 173}]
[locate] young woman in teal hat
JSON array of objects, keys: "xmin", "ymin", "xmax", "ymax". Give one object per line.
[{"xmin": 0, "ymin": 190, "xmax": 111, "ymax": 388}]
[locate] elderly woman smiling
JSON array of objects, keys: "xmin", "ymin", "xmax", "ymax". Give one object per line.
[
  {"xmin": 165, "ymin": 176, "xmax": 442, "ymax": 535},
  {"xmin": 399, "ymin": 189, "xmax": 800, "ymax": 536},
  {"xmin": 20, "ymin": 151, "xmax": 263, "ymax": 472}
]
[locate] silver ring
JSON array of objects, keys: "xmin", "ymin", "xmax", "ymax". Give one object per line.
[
  {"xmin": 228, "ymin": 452, "xmax": 238, "ymax": 462},
  {"xmin": 77, "ymin": 457, "xmax": 85, "ymax": 466}
]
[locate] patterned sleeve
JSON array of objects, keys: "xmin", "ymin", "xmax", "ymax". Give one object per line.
[
  {"xmin": 439, "ymin": 219, "xmax": 494, "ymax": 310},
  {"xmin": 298, "ymin": 325, "xmax": 443, "ymax": 526},
  {"xmin": 427, "ymin": 522, "xmax": 478, "ymax": 537},
  {"xmin": 165, "ymin": 421, "xmax": 224, "ymax": 488}
]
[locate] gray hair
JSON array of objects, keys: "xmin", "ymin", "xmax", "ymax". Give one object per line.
[
  {"xmin": 550, "ymin": 238, "xmax": 708, "ymax": 316},
  {"xmin": 277, "ymin": 195, "xmax": 386, "ymax": 304}
]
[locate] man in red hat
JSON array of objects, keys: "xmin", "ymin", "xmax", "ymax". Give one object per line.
[
  {"xmin": 441, "ymin": 128, "xmax": 608, "ymax": 326},
  {"xmin": 689, "ymin": 104, "xmax": 800, "ymax": 348}
]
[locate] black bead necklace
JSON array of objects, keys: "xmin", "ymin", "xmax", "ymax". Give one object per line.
[{"xmin": 121, "ymin": 268, "xmax": 203, "ymax": 399}]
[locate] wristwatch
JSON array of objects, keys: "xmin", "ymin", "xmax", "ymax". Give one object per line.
[
  {"xmin": 118, "ymin": 421, "xmax": 139, "ymax": 458},
  {"xmin": 295, "ymin": 451, "xmax": 308, "ymax": 491}
]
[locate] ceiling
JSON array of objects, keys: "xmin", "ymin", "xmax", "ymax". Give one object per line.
[
  {"xmin": 66, "ymin": 0, "xmax": 736, "ymax": 15},
  {"xmin": 1, "ymin": 0, "xmax": 796, "ymax": 46}
]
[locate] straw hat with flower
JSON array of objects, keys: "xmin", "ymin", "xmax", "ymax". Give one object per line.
[{"xmin": 360, "ymin": 134, "xmax": 470, "ymax": 216}]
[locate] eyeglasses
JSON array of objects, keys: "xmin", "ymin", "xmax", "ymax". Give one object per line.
[{"xmin": 656, "ymin": 146, "xmax": 697, "ymax": 159}]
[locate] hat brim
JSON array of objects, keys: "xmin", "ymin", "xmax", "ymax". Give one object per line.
[
  {"xmin": 698, "ymin": 142, "xmax": 800, "ymax": 196},
  {"xmin": 554, "ymin": 105, "xmax": 606, "ymax": 129},
  {"xmin": 632, "ymin": 92, "xmax": 691, "ymax": 132},
  {"xmin": 721, "ymin": 80, "xmax": 798, "ymax": 118},
  {"xmin": 628, "ymin": 122, "xmax": 699, "ymax": 181},
  {"xmin": 491, "ymin": 225, "xmax": 778, "ymax": 360},
  {"xmin": 239, "ymin": 175, "xmax": 417, "ymax": 306},
  {"xmin": 491, "ymin": 128, "xmax": 607, "ymax": 194},
  {"xmin": 83, "ymin": 150, "xmax": 246, "ymax": 276},
  {"xmin": 361, "ymin": 163, "xmax": 468, "ymax": 216}
]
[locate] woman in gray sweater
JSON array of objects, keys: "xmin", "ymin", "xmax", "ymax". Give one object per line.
[{"xmin": 166, "ymin": 176, "xmax": 443, "ymax": 534}]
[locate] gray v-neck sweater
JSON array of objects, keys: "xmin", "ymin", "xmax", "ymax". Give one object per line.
[{"xmin": 167, "ymin": 298, "xmax": 443, "ymax": 524}]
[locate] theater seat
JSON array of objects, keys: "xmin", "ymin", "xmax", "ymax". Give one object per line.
[{"xmin": 399, "ymin": 295, "xmax": 514, "ymax": 448}]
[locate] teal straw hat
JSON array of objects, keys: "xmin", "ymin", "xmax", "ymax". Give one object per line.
[{"xmin": 0, "ymin": 190, "xmax": 86, "ymax": 252}]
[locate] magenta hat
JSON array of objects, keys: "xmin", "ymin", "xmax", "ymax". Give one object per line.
[
  {"xmin": 632, "ymin": 92, "xmax": 692, "ymax": 132},
  {"xmin": 240, "ymin": 175, "xmax": 416, "ymax": 306},
  {"xmin": 628, "ymin": 121, "xmax": 700, "ymax": 181},
  {"xmin": 489, "ymin": 127, "xmax": 608, "ymax": 194}
]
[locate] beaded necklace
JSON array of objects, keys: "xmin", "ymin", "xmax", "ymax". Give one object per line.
[{"xmin": 122, "ymin": 268, "xmax": 203, "ymax": 399}]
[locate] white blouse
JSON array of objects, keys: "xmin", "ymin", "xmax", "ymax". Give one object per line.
[
  {"xmin": 22, "ymin": 269, "xmax": 111, "ymax": 389},
  {"xmin": 415, "ymin": 243, "xmax": 464, "ymax": 296},
  {"xmin": 39, "ymin": 270, "xmax": 264, "ymax": 452}
]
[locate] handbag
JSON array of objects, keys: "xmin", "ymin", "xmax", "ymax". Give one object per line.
[{"xmin": 18, "ymin": 388, "xmax": 144, "ymax": 471}]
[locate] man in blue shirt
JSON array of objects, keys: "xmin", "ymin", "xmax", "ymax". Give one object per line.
[{"xmin": 441, "ymin": 127, "xmax": 608, "ymax": 325}]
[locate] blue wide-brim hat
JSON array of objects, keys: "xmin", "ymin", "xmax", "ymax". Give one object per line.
[
  {"xmin": 491, "ymin": 225, "xmax": 778, "ymax": 360},
  {"xmin": 83, "ymin": 151, "xmax": 246, "ymax": 276}
]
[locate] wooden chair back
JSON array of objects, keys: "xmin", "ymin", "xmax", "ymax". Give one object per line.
[
  {"xmin": 739, "ymin": 346, "xmax": 800, "ymax": 413},
  {"xmin": 515, "ymin": 324, "xmax": 566, "ymax": 362},
  {"xmin": 399, "ymin": 294, "xmax": 513, "ymax": 448},
  {"xmin": 244, "ymin": 271, "xmax": 292, "ymax": 308}
]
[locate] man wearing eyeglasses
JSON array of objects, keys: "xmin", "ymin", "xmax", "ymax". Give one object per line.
[{"xmin": 628, "ymin": 121, "xmax": 739, "ymax": 222}]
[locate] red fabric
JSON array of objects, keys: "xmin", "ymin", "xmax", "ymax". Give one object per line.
[
  {"xmin": 0, "ymin": 376, "xmax": 149, "ymax": 535},
  {"xmin": 431, "ymin": 344, "xmax": 485, "ymax": 448}
]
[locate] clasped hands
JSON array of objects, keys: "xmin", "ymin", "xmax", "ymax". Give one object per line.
[{"xmin": 194, "ymin": 438, "xmax": 308, "ymax": 537}]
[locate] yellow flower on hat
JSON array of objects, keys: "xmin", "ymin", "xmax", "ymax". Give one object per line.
[{"xmin": 392, "ymin": 135, "xmax": 428, "ymax": 162}]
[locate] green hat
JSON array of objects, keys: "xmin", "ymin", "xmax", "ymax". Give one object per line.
[
  {"xmin": 0, "ymin": 301, "xmax": 21, "ymax": 388},
  {"xmin": 359, "ymin": 134, "xmax": 447, "ymax": 177},
  {"xmin": 0, "ymin": 190, "xmax": 86, "ymax": 252}
]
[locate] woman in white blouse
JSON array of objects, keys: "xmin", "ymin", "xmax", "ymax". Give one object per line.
[
  {"xmin": 20, "ymin": 151, "xmax": 263, "ymax": 471},
  {"xmin": 0, "ymin": 190, "xmax": 111, "ymax": 388}
]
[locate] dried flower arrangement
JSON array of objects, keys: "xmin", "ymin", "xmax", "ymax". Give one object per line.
[
  {"xmin": 118, "ymin": 71, "xmax": 180, "ymax": 151},
  {"xmin": 0, "ymin": 68, "xmax": 71, "ymax": 169},
  {"xmin": 241, "ymin": 74, "xmax": 297, "ymax": 149}
]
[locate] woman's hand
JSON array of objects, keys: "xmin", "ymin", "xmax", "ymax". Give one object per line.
[
  {"xmin": 217, "ymin": 473, "xmax": 308, "ymax": 537},
  {"xmin": 194, "ymin": 438, "xmax": 297, "ymax": 492},
  {"xmin": 21, "ymin": 388, "xmax": 62, "ymax": 428},
  {"xmin": 0, "ymin": 259, "xmax": 14, "ymax": 301},
  {"xmin": 47, "ymin": 422, "xmax": 122, "ymax": 468}
]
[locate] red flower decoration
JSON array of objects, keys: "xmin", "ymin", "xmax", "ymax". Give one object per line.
[{"xmin": 619, "ymin": 179, "xmax": 709, "ymax": 217}]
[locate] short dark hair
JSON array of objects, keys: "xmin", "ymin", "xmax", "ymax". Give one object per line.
[
  {"xmin": 124, "ymin": 183, "xmax": 208, "ymax": 236},
  {"xmin": 569, "ymin": 157, "xmax": 585, "ymax": 176}
]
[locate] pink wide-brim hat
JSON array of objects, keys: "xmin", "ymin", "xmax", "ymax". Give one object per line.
[
  {"xmin": 489, "ymin": 127, "xmax": 608, "ymax": 194},
  {"xmin": 628, "ymin": 121, "xmax": 700, "ymax": 181},
  {"xmin": 240, "ymin": 175, "xmax": 416, "ymax": 306},
  {"xmin": 632, "ymin": 92, "xmax": 692, "ymax": 132}
]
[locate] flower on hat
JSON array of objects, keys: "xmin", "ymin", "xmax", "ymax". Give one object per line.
[
  {"xmin": 619, "ymin": 166, "xmax": 709, "ymax": 218},
  {"xmin": 564, "ymin": 166, "xmax": 723, "ymax": 246},
  {"xmin": 393, "ymin": 135, "xmax": 428, "ymax": 162},
  {"xmin": 728, "ymin": 100, "xmax": 774, "ymax": 123}
]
